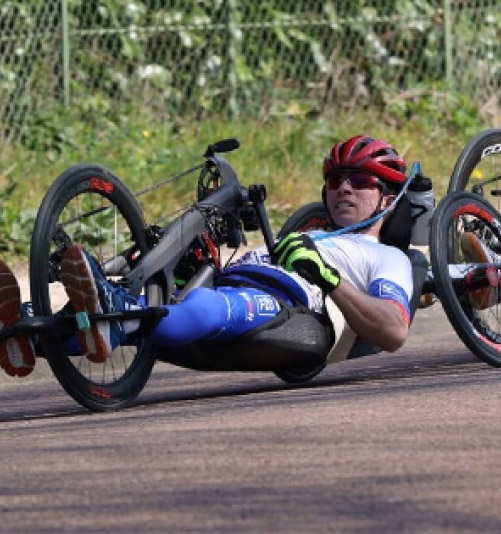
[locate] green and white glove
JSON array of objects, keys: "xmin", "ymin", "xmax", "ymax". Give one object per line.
[{"xmin": 272, "ymin": 232, "xmax": 341, "ymax": 293}]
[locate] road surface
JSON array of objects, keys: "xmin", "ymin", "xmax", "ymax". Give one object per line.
[{"xmin": 1, "ymin": 303, "xmax": 500, "ymax": 533}]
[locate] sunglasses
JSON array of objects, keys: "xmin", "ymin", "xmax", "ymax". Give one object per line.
[{"xmin": 324, "ymin": 172, "xmax": 383, "ymax": 191}]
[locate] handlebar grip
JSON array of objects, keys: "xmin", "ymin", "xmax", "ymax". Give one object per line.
[{"xmin": 204, "ymin": 138, "xmax": 240, "ymax": 157}]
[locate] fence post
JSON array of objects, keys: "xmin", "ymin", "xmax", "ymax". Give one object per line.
[
  {"xmin": 61, "ymin": 0, "xmax": 70, "ymax": 106},
  {"xmin": 225, "ymin": 0, "xmax": 238, "ymax": 115},
  {"xmin": 444, "ymin": 0, "xmax": 452, "ymax": 87}
]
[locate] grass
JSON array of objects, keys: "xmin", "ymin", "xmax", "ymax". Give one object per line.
[{"xmin": 0, "ymin": 107, "xmax": 489, "ymax": 262}]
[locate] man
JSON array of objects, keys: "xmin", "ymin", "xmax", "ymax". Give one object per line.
[{"xmin": 0, "ymin": 135, "xmax": 433, "ymax": 376}]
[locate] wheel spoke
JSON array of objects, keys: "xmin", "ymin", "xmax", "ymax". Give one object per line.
[
  {"xmin": 431, "ymin": 191, "xmax": 501, "ymax": 367},
  {"xmin": 30, "ymin": 165, "xmax": 160, "ymax": 411}
]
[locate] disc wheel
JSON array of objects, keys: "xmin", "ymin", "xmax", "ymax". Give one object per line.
[
  {"xmin": 430, "ymin": 191, "xmax": 501, "ymax": 367},
  {"xmin": 273, "ymin": 202, "xmax": 331, "ymax": 384},
  {"xmin": 449, "ymin": 129, "xmax": 501, "ymax": 213},
  {"xmin": 30, "ymin": 164, "xmax": 162, "ymax": 411}
]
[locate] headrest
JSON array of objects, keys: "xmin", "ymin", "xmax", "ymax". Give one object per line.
[{"xmin": 380, "ymin": 195, "xmax": 412, "ymax": 251}]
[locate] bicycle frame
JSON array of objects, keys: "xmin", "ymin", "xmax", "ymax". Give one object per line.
[{"xmin": 124, "ymin": 154, "xmax": 273, "ymax": 300}]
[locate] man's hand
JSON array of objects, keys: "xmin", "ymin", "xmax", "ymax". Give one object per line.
[{"xmin": 272, "ymin": 232, "xmax": 341, "ymax": 293}]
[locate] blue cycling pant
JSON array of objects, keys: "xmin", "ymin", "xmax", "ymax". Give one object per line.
[
  {"xmin": 150, "ymin": 286, "xmax": 283, "ymax": 347},
  {"xmin": 62, "ymin": 286, "xmax": 284, "ymax": 354}
]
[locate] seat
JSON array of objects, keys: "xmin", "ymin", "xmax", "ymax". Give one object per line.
[{"xmin": 158, "ymin": 305, "xmax": 333, "ymax": 372}]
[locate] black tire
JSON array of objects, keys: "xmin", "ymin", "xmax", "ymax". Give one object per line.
[
  {"xmin": 30, "ymin": 164, "xmax": 162, "ymax": 411},
  {"xmin": 448, "ymin": 129, "xmax": 501, "ymax": 212},
  {"xmin": 430, "ymin": 190, "xmax": 501, "ymax": 367},
  {"xmin": 276, "ymin": 201, "xmax": 331, "ymax": 239},
  {"xmin": 273, "ymin": 202, "xmax": 331, "ymax": 384}
]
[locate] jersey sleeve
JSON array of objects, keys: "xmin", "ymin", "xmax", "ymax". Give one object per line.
[
  {"xmin": 368, "ymin": 248, "xmax": 413, "ymax": 324},
  {"xmin": 368, "ymin": 278, "xmax": 411, "ymax": 325}
]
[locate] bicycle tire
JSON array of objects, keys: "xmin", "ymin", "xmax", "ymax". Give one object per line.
[
  {"xmin": 30, "ymin": 164, "xmax": 162, "ymax": 411},
  {"xmin": 276, "ymin": 201, "xmax": 331, "ymax": 239},
  {"xmin": 430, "ymin": 190, "xmax": 501, "ymax": 367},
  {"xmin": 273, "ymin": 202, "xmax": 331, "ymax": 384},
  {"xmin": 448, "ymin": 129, "xmax": 501, "ymax": 212}
]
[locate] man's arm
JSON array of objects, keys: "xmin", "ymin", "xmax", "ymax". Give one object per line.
[
  {"xmin": 273, "ymin": 232, "xmax": 410, "ymax": 352},
  {"xmin": 328, "ymin": 279, "xmax": 409, "ymax": 352}
]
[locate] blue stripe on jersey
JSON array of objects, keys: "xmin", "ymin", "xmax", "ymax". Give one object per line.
[{"xmin": 368, "ymin": 278, "xmax": 411, "ymax": 321}]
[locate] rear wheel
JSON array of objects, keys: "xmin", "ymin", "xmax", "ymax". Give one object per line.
[
  {"xmin": 430, "ymin": 191, "xmax": 501, "ymax": 367},
  {"xmin": 30, "ymin": 164, "xmax": 162, "ymax": 411},
  {"xmin": 274, "ymin": 202, "xmax": 332, "ymax": 384},
  {"xmin": 449, "ymin": 129, "xmax": 501, "ymax": 213}
]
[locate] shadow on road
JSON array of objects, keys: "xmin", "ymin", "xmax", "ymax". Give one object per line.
[{"xmin": 1, "ymin": 344, "xmax": 493, "ymax": 424}]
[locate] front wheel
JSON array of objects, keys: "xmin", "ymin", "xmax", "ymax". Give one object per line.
[
  {"xmin": 273, "ymin": 202, "xmax": 331, "ymax": 384},
  {"xmin": 430, "ymin": 191, "xmax": 501, "ymax": 367},
  {"xmin": 30, "ymin": 164, "xmax": 163, "ymax": 411}
]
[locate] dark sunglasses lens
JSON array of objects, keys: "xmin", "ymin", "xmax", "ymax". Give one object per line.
[
  {"xmin": 326, "ymin": 173, "xmax": 380, "ymax": 190},
  {"xmin": 350, "ymin": 174, "xmax": 380, "ymax": 189}
]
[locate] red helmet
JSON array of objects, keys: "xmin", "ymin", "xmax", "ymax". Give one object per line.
[{"xmin": 323, "ymin": 135, "xmax": 407, "ymax": 187}]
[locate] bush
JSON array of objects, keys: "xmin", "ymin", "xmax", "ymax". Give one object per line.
[{"xmin": 0, "ymin": 104, "xmax": 487, "ymax": 262}]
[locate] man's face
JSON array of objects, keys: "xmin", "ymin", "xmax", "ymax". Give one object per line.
[{"xmin": 325, "ymin": 174, "xmax": 390, "ymax": 228}]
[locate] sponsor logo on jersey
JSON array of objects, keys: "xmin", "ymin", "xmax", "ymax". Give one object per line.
[
  {"xmin": 379, "ymin": 281, "xmax": 406, "ymax": 304},
  {"xmin": 368, "ymin": 278, "xmax": 410, "ymax": 322},
  {"xmin": 235, "ymin": 249, "xmax": 271, "ymax": 265},
  {"xmin": 254, "ymin": 295, "xmax": 279, "ymax": 316}
]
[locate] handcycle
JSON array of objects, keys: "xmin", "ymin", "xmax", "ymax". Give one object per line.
[{"xmin": 4, "ymin": 131, "xmax": 501, "ymax": 412}]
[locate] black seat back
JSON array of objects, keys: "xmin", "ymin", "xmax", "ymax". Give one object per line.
[{"xmin": 379, "ymin": 195, "xmax": 412, "ymax": 251}]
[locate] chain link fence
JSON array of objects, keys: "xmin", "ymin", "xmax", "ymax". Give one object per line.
[{"xmin": 0, "ymin": 0, "xmax": 500, "ymax": 145}]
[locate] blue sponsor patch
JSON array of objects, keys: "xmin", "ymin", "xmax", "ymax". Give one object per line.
[{"xmin": 368, "ymin": 278, "xmax": 410, "ymax": 317}]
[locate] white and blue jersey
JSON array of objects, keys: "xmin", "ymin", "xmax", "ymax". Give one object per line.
[
  {"xmin": 311, "ymin": 231, "xmax": 413, "ymax": 324},
  {"xmin": 148, "ymin": 231, "xmax": 413, "ymax": 347},
  {"xmin": 231, "ymin": 231, "xmax": 413, "ymax": 322}
]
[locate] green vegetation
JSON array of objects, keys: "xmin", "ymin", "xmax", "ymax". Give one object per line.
[
  {"xmin": 0, "ymin": 93, "xmax": 488, "ymax": 262},
  {"xmin": 3, "ymin": 1, "xmax": 499, "ymax": 146},
  {"xmin": 0, "ymin": 0, "xmax": 460, "ymax": 127}
]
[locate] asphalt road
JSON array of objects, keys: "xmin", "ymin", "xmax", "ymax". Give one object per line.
[{"xmin": 1, "ymin": 303, "xmax": 501, "ymax": 533}]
